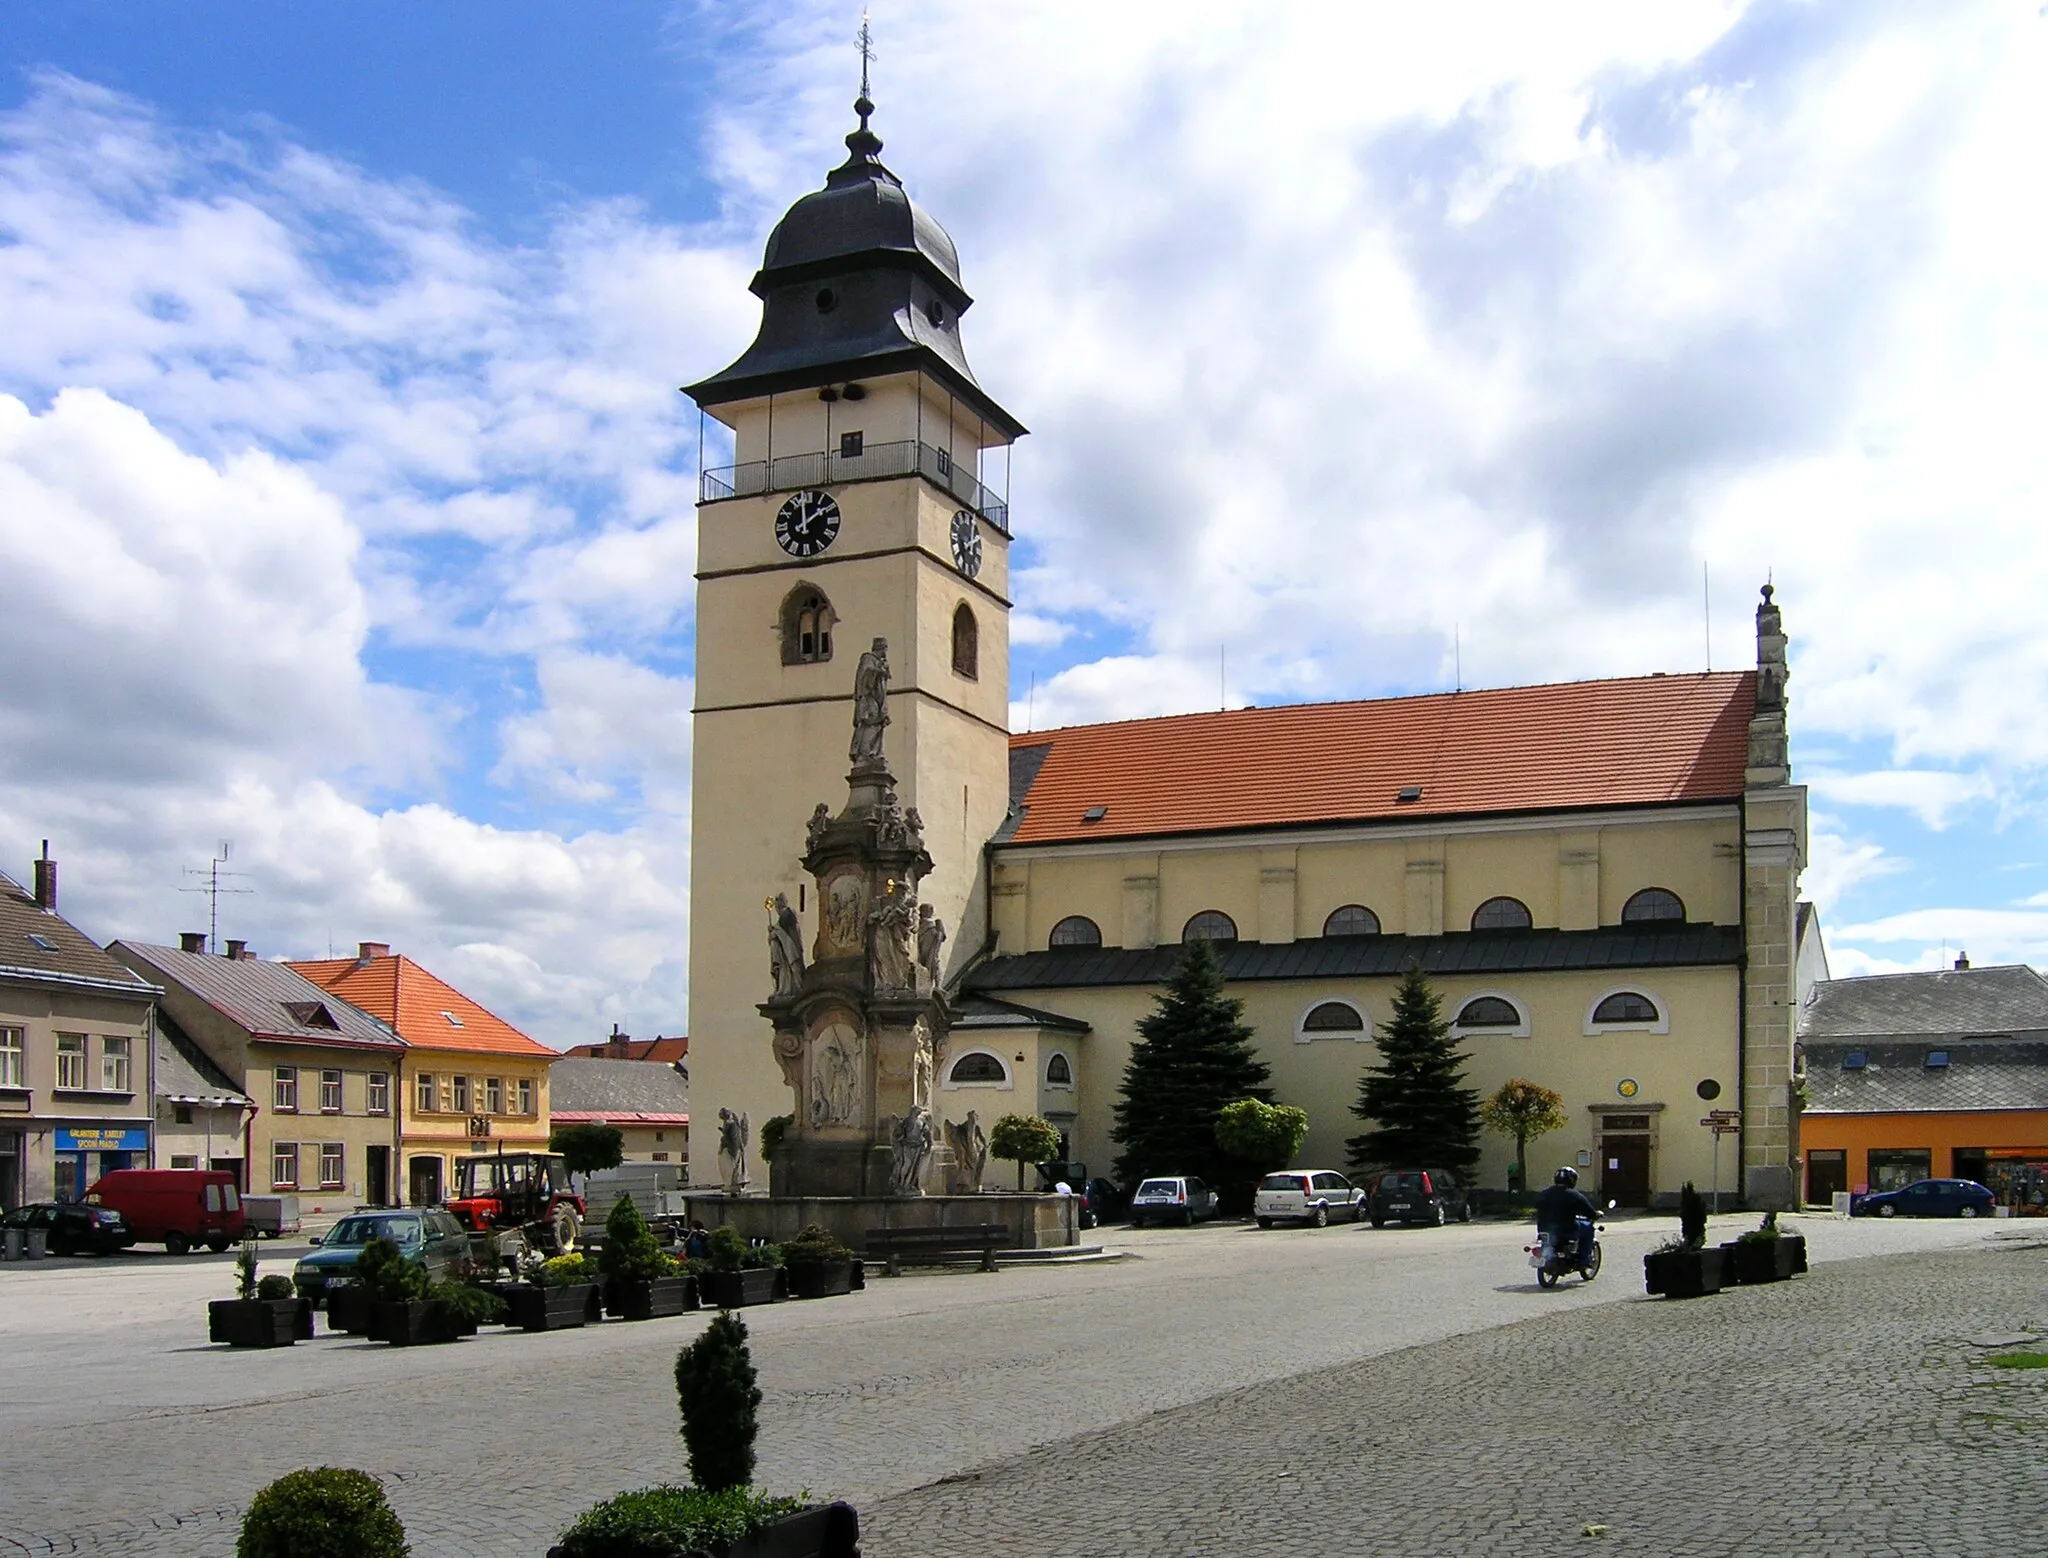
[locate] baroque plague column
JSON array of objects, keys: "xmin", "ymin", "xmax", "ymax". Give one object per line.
[{"xmin": 760, "ymin": 639, "xmax": 955, "ymax": 1198}]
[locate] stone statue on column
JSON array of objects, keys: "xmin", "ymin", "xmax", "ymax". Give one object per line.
[
  {"xmin": 767, "ymin": 892, "xmax": 805, "ymax": 999},
  {"xmin": 917, "ymin": 903, "xmax": 947, "ymax": 989},
  {"xmin": 717, "ymin": 1108, "xmax": 750, "ymax": 1195},
  {"xmin": 850, "ymin": 638, "xmax": 890, "ymax": 768},
  {"xmin": 946, "ymin": 1110, "xmax": 988, "ymax": 1192},
  {"xmin": 868, "ymin": 880, "xmax": 917, "ymax": 992},
  {"xmin": 890, "ymin": 1104, "xmax": 934, "ymax": 1196}
]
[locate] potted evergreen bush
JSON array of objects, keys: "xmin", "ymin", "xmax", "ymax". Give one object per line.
[
  {"xmin": 238, "ymin": 1466, "xmax": 408, "ymax": 1558},
  {"xmin": 694, "ymin": 1225, "xmax": 785, "ymax": 1309},
  {"xmin": 1643, "ymin": 1182, "xmax": 1728, "ymax": 1298},
  {"xmin": 551, "ymin": 1312, "xmax": 858, "ymax": 1558},
  {"xmin": 209, "ymin": 1241, "xmax": 305, "ymax": 1348},
  {"xmin": 325, "ymin": 1277, "xmax": 374, "ymax": 1336},
  {"xmin": 355, "ymin": 1236, "xmax": 459, "ymax": 1345},
  {"xmin": 779, "ymin": 1224, "xmax": 857, "ymax": 1300},
  {"xmin": 505, "ymin": 1252, "xmax": 604, "ymax": 1331},
  {"xmin": 600, "ymin": 1194, "xmax": 694, "ymax": 1320},
  {"xmin": 1720, "ymin": 1211, "xmax": 1809, "ymax": 1284}
]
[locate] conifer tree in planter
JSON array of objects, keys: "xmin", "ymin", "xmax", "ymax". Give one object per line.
[
  {"xmin": 599, "ymin": 1194, "xmax": 693, "ymax": 1319},
  {"xmin": 1643, "ymin": 1182, "xmax": 1728, "ymax": 1298},
  {"xmin": 209, "ymin": 1240, "xmax": 304, "ymax": 1348},
  {"xmin": 1111, "ymin": 939, "xmax": 1274, "ymax": 1206},
  {"xmin": 694, "ymin": 1224, "xmax": 784, "ymax": 1308},
  {"xmin": 1719, "ymin": 1210, "xmax": 1809, "ymax": 1284},
  {"xmin": 551, "ymin": 1312, "xmax": 859, "ymax": 1558},
  {"xmin": 780, "ymin": 1224, "xmax": 857, "ymax": 1299},
  {"xmin": 1346, "ymin": 965, "xmax": 1481, "ymax": 1185}
]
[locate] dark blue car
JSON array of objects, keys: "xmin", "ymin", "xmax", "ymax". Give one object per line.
[{"xmin": 1853, "ymin": 1178, "xmax": 1997, "ymax": 1218}]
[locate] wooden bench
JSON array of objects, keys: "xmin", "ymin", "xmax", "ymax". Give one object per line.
[{"xmin": 864, "ymin": 1223, "xmax": 1013, "ymax": 1276}]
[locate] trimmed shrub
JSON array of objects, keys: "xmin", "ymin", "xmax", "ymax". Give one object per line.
[
  {"xmin": 758, "ymin": 1113, "xmax": 793, "ymax": 1164},
  {"xmin": 780, "ymin": 1223, "xmax": 850, "ymax": 1267},
  {"xmin": 600, "ymin": 1194, "xmax": 676, "ymax": 1284},
  {"xmin": 539, "ymin": 1252, "xmax": 594, "ymax": 1287},
  {"xmin": 553, "ymin": 1485, "xmax": 802, "ymax": 1558},
  {"xmin": 237, "ymin": 1467, "xmax": 407, "ymax": 1558},
  {"xmin": 355, "ymin": 1238, "xmax": 427, "ymax": 1302},
  {"xmin": 428, "ymin": 1278, "xmax": 507, "ymax": 1326},
  {"xmin": 674, "ymin": 1311, "xmax": 761, "ymax": 1493},
  {"xmin": 1679, "ymin": 1182, "xmax": 1710, "ymax": 1250},
  {"xmin": 255, "ymin": 1274, "xmax": 296, "ymax": 1301}
]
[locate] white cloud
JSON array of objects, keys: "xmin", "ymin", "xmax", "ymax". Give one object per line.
[{"xmin": 1806, "ymin": 769, "xmax": 1994, "ymax": 830}]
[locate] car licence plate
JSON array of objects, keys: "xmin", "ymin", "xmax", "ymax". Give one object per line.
[{"xmin": 1389, "ymin": 1203, "xmax": 1410, "ymax": 1211}]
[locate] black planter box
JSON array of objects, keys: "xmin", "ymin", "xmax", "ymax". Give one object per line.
[
  {"xmin": 505, "ymin": 1281, "xmax": 601, "ymax": 1331},
  {"xmin": 207, "ymin": 1298, "xmax": 300, "ymax": 1348},
  {"xmin": 784, "ymin": 1259, "xmax": 856, "ymax": 1300},
  {"xmin": 607, "ymin": 1275, "xmax": 696, "ymax": 1321},
  {"xmin": 326, "ymin": 1285, "xmax": 373, "ymax": 1336},
  {"xmin": 546, "ymin": 1500, "xmax": 860, "ymax": 1558},
  {"xmin": 1643, "ymin": 1246, "xmax": 1728, "ymax": 1299},
  {"xmin": 698, "ymin": 1267, "xmax": 784, "ymax": 1308},
  {"xmin": 1719, "ymin": 1234, "xmax": 1808, "ymax": 1285},
  {"xmin": 373, "ymin": 1298, "xmax": 464, "ymax": 1346}
]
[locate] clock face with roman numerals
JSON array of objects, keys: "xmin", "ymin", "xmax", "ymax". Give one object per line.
[
  {"xmin": 775, "ymin": 490, "xmax": 841, "ymax": 558},
  {"xmin": 949, "ymin": 509, "xmax": 983, "ymax": 578}
]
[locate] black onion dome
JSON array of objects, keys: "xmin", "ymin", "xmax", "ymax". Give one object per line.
[{"xmin": 684, "ymin": 96, "xmax": 1024, "ymax": 440}]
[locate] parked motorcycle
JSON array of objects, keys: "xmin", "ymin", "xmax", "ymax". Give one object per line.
[{"xmin": 1527, "ymin": 1202, "xmax": 1613, "ymax": 1288}]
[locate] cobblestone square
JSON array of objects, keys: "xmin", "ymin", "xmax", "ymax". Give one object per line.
[{"xmin": 0, "ymin": 1213, "xmax": 2030, "ymax": 1556}]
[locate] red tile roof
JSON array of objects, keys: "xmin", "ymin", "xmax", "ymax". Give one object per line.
[
  {"xmin": 1006, "ymin": 671, "xmax": 1756, "ymax": 846},
  {"xmin": 288, "ymin": 953, "xmax": 557, "ymax": 1060},
  {"xmin": 561, "ymin": 1036, "xmax": 689, "ymax": 1062}
]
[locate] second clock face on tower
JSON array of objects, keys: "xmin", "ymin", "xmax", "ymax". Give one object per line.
[
  {"xmin": 775, "ymin": 490, "xmax": 841, "ymax": 558},
  {"xmin": 949, "ymin": 509, "xmax": 983, "ymax": 578}
]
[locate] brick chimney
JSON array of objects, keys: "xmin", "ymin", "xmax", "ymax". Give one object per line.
[
  {"xmin": 179, "ymin": 932, "xmax": 208, "ymax": 954},
  {"xmin": 1955, "ymin": 951, "xmax": 1970, "ymax": 971},
  {"xmin": 32, "ymin": 841, "xmax": 56, "ymax": 911},
  {"xmin": 225, "ymin": 939, "xmax": 251, "ymax": 961},
  {"xmin": 607, "ymin": 1022, "xmax": 630, "ymax": 1058},
  {"xmin": 357, "ymin": 941, "xmax": 391, "ymax": 964}
]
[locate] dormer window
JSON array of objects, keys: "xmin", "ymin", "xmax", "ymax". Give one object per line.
[
  {"xmin": 1925, "ymin": 1050, "xmax": 1950, "ymax": 1069},
  {"xmin": 1843, "ymin": 1050, "xmax": 1868, "ymax": 1070},
  {"xmin": 283, "ymin": 1000, "xmax": 340, "ymax": 1030}
]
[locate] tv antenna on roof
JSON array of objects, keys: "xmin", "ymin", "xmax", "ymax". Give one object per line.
[{"xmin": 180, "ymin": 841, "xmax": 253, "ymax": 955}]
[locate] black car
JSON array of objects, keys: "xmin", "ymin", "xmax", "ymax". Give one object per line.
[
  {"xmin": 1367, "ymin": 1169, "xmax": 1472, "ymax": 1228},
  {"xmin": 2, "ymin": 1201, "xmax": 134, "ymax": 1255}
]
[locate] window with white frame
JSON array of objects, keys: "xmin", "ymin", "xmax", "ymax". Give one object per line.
[
  {"xmin": 416, "ymin": 1071, "xmax": 436, "ymax": 1113},
  {"xmin": 485, "ymin": 1076, "xmax": 502, "ymax": 1114},
  {"xmin": 100, "ymin": 1037, "xmax": 132, "ymax": 1092},
  {"xmin": 1585, "ymin": 989, "xmax": 1668, "ymax": 1034},
  {"xmin": 272, "ymin": 1141, "xmax": 299, "ymax": 1188},
  {"xmin": 945, "ymin": 1051, "xmax": 1010, "ymax": 1086},
  {"xmin": 55, "ymin": 1032, "xmax": 86, "ymax": 1090},
  {"xmin": 368, "ymin": 1072, "xmax": 389, "ymax": 1115},
  {"xmin": 0, "ymin": 1027, "xmax": 22, "ymax": 1089},
  {"xmin": 273, "ymin": 1066, "xmax": 298, "ymax": 1112},
  {"xmin": 1045, "ymin": 1052, "xmax": 1074, "ymax": 1088},
  {"xmin": 1452, "ymin": 994, "xmax": 1531, "ymax": 1038},
  {"xmin": 1298, "ymin": 1000, "xmax": 1367, "ymax": 1040},
  {"xmin": 517, "ymin": 1077, "xmax": 534, "ymax": 1115},
  {"xmin": 453, "ymin": 1075, "xmax": 470, "ymax": 1113},
  {"xmin": 319, "ymin": 1142, "xmax": 344, "ymax": 1187},
  {"xmin": 320, "ymin": 1069, "xmax": 343, "ymax": 1113}
]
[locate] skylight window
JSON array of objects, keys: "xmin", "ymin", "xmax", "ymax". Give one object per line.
[
  {"xmin": 1925, "ymin": 1050, "xmax": 1950, "ymax": 1069},
  {"xmin": 26, "ymin": 933, "xmax": 58, "ymax": 953},
  {"xmin": 441, "ymin": 1010, "xmax": 465, "ymax": 1028},
  {"xmin": 1396, "ymin": 785, "xmax": 1423, "ymax": 803},
  {"xmin": 1843, "ymin": 1050, "xmax": 1868, "ymax": 1070},
  {"xmin": 1082, "ymin": 806, "xmax": 1108, "ymax": 822}
]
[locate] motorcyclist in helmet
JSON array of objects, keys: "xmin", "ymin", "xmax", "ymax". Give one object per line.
[{"xmin": 1534, "ymin": 1166, "xmax": 1600, "ymax": 1264}]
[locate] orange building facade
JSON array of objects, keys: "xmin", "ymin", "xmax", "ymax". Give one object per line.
[{"xmin": 1801, "ymin": 1110, "xmax": 2048, "ymax": 1204}]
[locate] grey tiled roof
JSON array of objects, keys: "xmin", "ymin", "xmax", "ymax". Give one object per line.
[
  {"xmin": 549, "ymin": 1057, "xmax": 690, "ymax": 1117},
  {"xmin": 155, "ymin": 1009, "xmax": 249, "ymax": 1105},
  {"xmin": 111, "ymin": 942, "xmax": 403, "ymax": 1050},
  {"xmin": 1799, "ymin": 965, "xmax": 2048, "ymax": 1040},
  {"xmin": 950, "ymin": 994, "xmax": 1091, "ymax": 1033},
  {"xmin": 966, "ymin": 924, "xmax": 1741, "ymax": 993},
  {"xmin": 1804, "ymin": 1038, "xmax": 2048, "ymax": 1115},
  {"xmin": 0, "ymin": 871, "xmax": 156, "ymax": 995}
]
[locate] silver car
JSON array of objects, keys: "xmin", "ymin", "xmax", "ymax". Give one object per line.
[
  {"xmin": 1127, "ymin": 1176, "xmax": 1221, "ymax": 1227},
  {"xmin": 1254, "ymin": 1169, "xmax": 1368, "ymax": 1228}
]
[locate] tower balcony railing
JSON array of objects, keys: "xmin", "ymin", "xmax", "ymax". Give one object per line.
[{"xmin": 700, "ymin": 438, "xmax": 1010, "ymax": 533}]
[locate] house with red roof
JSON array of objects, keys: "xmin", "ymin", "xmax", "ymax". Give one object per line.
[{"xmin": 290, "ymin": 944, "xmax": 559, "ymax": 1207}]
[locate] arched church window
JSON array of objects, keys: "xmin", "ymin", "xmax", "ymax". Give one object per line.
[
  {"xmin": 947, "ymin": 1052, "xmax": 1008, "ymax": 1085},
  {"xmin": 1045, "ymin": 1053, "xmax": 1073, "ymax": 1087},
  {"xmin": 1323, "ymin": 905, "xmax": 1381, "ymax": 938},
  {"xmin": 1592, "ymin": 991, "xmax": 1660, "ymax": 1025},
  {"xmin": 1049, "ymin": 916, "xmax": 1101, "ymax": 948},
  {"xmin": 1621, "ymin": 888, "xmax": 1686, "ymax": 924},
  {"xmin": 1457, "ymin": 996, "xmax": 1522, "ymax": 1028},
  {"xmin": 1471, "ymin": 896, "xmax": 1533, "ymax": 932},
  {"xmin": 1302, "ymin": 1001, "xmax": 1366, "ymax": 1034},
  {"xmin": 1182, "ymin": 911, "xmax": 1238, "ymax": 944},
  {"xmin": 952, "ymin": 603, "xmax": 979, "ymax": 680},
  {"xmin": 780, "ymin": 586, "xmax": 835, "ymax": 666}
]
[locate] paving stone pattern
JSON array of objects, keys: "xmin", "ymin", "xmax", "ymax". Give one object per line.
[
  {"xmin": 0, "ymin": 1215, "xmax": 2029, "ymax": 1557},
  {"xmin": 866, "ymin": 1236, "xmax": 2048, "ymax": 1558}
]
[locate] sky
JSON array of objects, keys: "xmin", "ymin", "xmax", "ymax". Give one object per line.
[{"xmin": 3, "ymin": 0, "xmax": 2046, "ymax": 1047}]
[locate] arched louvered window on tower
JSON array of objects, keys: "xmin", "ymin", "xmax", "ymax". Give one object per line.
[
  {"xmin": 780, "ymin": 585, "xmax": 835, "ymax": 666},
  {"xmin": 952, "ymin": 602, "xmax": 979, "ymax": 679}
]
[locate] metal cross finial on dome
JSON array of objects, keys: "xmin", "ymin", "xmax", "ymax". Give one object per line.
[
  {"xmin": 858, "ymin": 9, "xmax": 874, "ymax": 105},
  {"xmin": 841, "ymin": 8, "xmax": 885, "ymax": 164}
]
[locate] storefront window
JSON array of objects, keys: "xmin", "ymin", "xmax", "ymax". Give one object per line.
[{"xmin": 1867, "ymin": 1149, "xmax": 1932, "ymax": 1193}]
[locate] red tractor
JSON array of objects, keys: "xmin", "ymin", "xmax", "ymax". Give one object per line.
[{"xmin": 446, "ymin": 1151, "xmax": 585, "ymax": 1269}]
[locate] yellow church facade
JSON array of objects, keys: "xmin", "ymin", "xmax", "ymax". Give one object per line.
[{"xmin": 683, "ymin": 89, "xmax": 1812, "ymax": 1208}]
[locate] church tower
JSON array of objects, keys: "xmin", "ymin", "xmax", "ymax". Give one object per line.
[{"xmin": 682, "ymin": 86, "xmax": 1024, "ymax": 1186}]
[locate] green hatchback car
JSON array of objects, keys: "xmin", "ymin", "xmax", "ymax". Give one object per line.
[{"xmin": 293, "ymin": 1209, "xmax": 472, "ymax": 1304}]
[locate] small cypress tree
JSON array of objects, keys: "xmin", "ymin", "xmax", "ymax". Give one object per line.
[
  {"xmin": 1111, "ymin": 938, "xmax": 1273, "ymax": 1190},
  {"xmin": 1346, "ymin": 965, "xmax": 1480, "ymax": 1181},
  {"xmin": 674, "ymin": 1311, "xmax": 762, "ymax": 1492}
]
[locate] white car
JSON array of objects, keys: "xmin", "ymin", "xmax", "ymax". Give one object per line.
[
  {"xmin": 1254, "ymin": 1170, "xmax": 1369, "ymax": 1228},
  {"xmin": 1127, "ymin": 1176, "xmax": 1221, "ymax": 1227}
]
